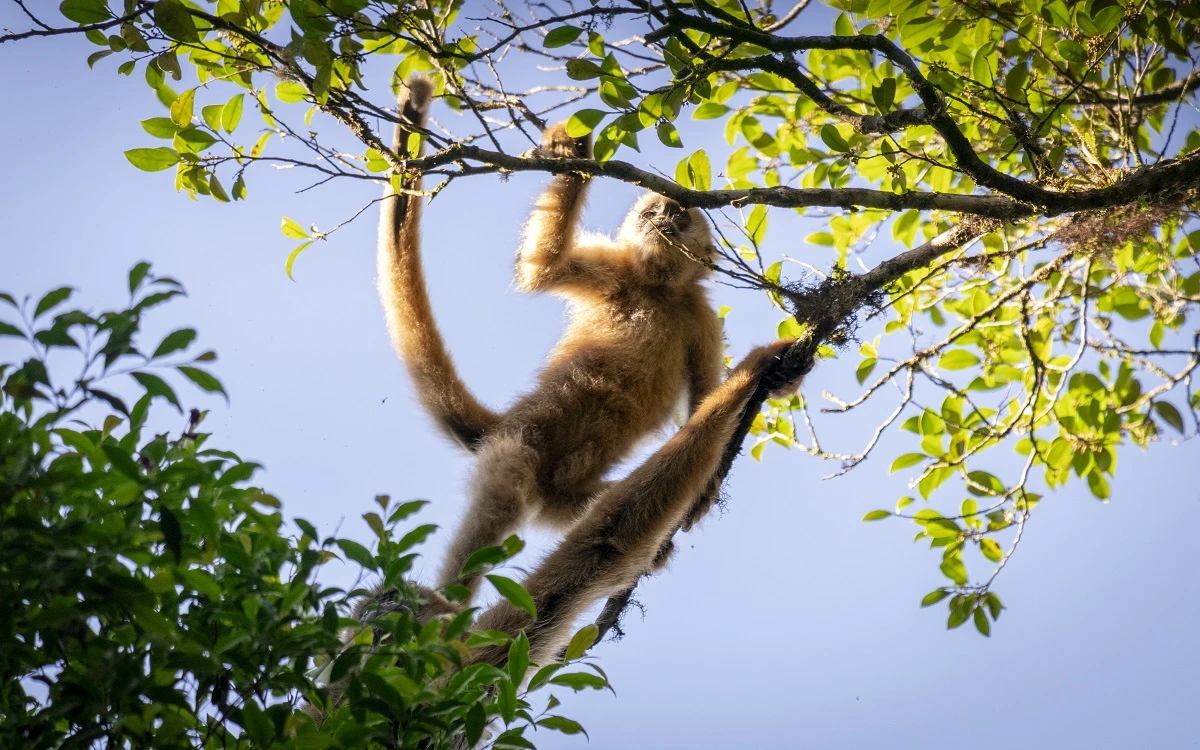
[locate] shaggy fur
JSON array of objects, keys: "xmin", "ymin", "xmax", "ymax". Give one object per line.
[{"xmin": 377, "ymin": 77, "xmax": 725, "ymax": 599}]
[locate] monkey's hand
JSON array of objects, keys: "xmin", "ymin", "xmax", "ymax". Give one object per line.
[
  {"xmin": 760, "ymin": 338, "xmax": 814, "ymax": 399},
  {"xmin": 538, "ymin": 122, "xmax": 592, "ymax": 161}
]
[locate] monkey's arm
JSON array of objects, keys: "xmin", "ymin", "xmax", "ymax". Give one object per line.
[
  {"xmin": 377, "ymin": 77, "xmax": 500, "ymax": 450},
  {"xmin": 514, "ymin": 124, "xmax": 626, "ymax": 297},
  {"xmin": 687, "ymin": 307, "xmax": 725, "ymax": 416},
  {"xmin": 678, "ymin": 313, "xmax": 726, "ymax": 531},
  {"xmin": 471, "ymin": 340, "xmax": 795, "ymax": 667}
]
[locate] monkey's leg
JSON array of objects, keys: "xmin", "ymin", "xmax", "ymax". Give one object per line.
[
  {"xmin": 472, "ymin": 341, "xmax": 793, "ymax": 667},
  {"xmin": 437, "ymin": 434, "xmax": 542, "ymax": 599}
]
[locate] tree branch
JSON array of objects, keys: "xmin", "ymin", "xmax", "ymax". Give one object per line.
[
  {"xmin": 0, "ymin": 3, "xmax": 151, "ymax": 44},
  {"xmin": 592, "ymin": 217, "xmax": 993, "ymax": 642}
]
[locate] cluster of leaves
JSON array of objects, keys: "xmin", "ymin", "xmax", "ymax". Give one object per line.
[{"xmin": 0, "ymin": 268, "xmax": 601, "ymax": 747}]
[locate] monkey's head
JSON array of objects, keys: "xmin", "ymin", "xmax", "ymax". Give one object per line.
[{"xmin": 618, "ymin": 193, "xmax": 716, "ymax": 281}]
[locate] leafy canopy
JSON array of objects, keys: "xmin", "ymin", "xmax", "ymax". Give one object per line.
[{"xmin": 11, "ymin": 0, "xmax": 1200, "ymax": 644}]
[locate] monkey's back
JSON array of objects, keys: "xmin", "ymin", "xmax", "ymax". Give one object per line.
[{"xmin": 498, "ymin": 281, "xmax": 721, "ymax": 508}]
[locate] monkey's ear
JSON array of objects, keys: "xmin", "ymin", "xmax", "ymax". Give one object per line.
[{"xmin": 539, "ymin": 122, "xmax": 592, "ymax": 160}]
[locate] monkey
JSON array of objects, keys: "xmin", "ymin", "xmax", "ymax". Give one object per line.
[
  {"xmin": 377, "ymin": 77, "xmax": 726, "ymax": 600},
  {"xmin": 306, "ymin": 338, "xmax": 803, "ymax": 725}
]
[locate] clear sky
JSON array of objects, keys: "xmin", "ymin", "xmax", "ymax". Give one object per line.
[{"xmin": 3, "ymin": 4, "xmax": 1199, "ymax": 748}]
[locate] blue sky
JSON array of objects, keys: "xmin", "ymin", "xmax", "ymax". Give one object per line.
[{"xmin": 2, "ymin": 3, "xmax": 1199, "ymax": 747}]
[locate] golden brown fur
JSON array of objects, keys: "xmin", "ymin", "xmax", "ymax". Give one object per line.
[
  {"xmin": 377, "ymin": 76, "xmax": 502, "ymax": 449},
  {"xmin": 309, "ymin": 339, "xmax": 798, "ymax": 723},
  {"xmin": 377, "ymin": 77, "xmax": 726, "ymax": 599}
]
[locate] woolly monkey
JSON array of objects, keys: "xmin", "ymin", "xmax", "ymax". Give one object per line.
[
  {"xmin": 377, "ymin": 77, "xmax": 726, "ymax": 599},
  {"xmin": 310, "ymin": 338, "xmax": 802, "ymax": 723}
]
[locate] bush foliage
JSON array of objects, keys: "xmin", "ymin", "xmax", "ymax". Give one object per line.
[{"xmin": 0, "ymin": 268, "xmax": 600, "ymax": 748}]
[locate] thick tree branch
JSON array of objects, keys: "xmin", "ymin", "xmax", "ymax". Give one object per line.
[
  {"xmin": 404, "ymin": 142, "xmax": 1200, "ymax": 221},
  {"xmin": 592, "ymin": 219, "xmax": 991, "ymax": 642}
]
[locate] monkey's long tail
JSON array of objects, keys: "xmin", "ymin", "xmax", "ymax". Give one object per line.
[{"xmin": 377, "ymin": 77, "xmax": 501, "ymax": 451}]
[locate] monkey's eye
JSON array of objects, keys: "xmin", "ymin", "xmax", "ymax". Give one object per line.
[{"xmin": 641, "ymin": 210, "xmax": 657, "ymax": 220}]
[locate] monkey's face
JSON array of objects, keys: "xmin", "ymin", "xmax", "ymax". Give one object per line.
[{"xmin": 619, "ymin": 193, "xmax": 715, "ymax": 271}]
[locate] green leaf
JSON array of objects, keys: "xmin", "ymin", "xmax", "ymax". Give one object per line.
[
  {"xmin": 131, "ymin": 372, "xmax": 182, "ymax": 411},
  {"xmin": 565, "ymin": 59, "xmax": 603, "ymax": 80},
  {"xmin": 921, "ymin": 589, "xmax": 950, "ymax": 607},
  {"xmin": 549, "ymin": 671, "xmax": 608, "ymax": 692},
  {"xmin": 565, "ymin": 109, "xmax": 606, "ymax": 137},
  {"xmin": 497, "ymin": 679, "xmax": 517, "ymax": 724},
  {"xmin": 527, "ymin": 663, "xmax": 562, "ymax": 691},
  {"xmin": 0, "ymin": 321, "xmax": 23, "ymax": 338},
  {"xmin": 154, "ymin": 0, "xmax": 200, "ymax": 43},
  {"xmin": 208, "ymin": 175, "xmax": 230, "ymax": 203},
  {"xmin": 979, "ymin": 537, "xmax": 1003, "ymax": 562},
  {"xmin": 152, "ymin": 328, "xmax": 197, "ymax": 358},
  {"xmin": 923, "ymin": 518, "xmax": 962, "ymax": 538},
  {"xmin": 159, "ymin": 507, "xmax": 183, "ymax": 563},
  {"xmin": 973, "ymin": 606, "xmax": 991, "ymax": 636},
  {"xmin": 125, "ymin": 147, "xmax": 180, "ymax": 172},
  {"xmin": 181, "ymin": 569, "xmax": 222, "ymax": 599},
  {"xmin": 856, "ymin": 358, "xmax": 877, "ymax": 385},
  {"xmin": 87, "ymin": 49, "xmax": 113, "ymax": 68},
  {"xmin": 465, "ymin": 703, "xmax": 487, "ymax": 747},
  {"xmin": 217, "ymin": 462, "xmax": 258, "ymax": 487},
  {"xmin": 692, "ymin": 103, "xmax": 729, "ymax": 120},
  {"xmin": 507, "ymin": 631, "xmax": 530, "ymax": 685},
  {"xmin": 1091, "ymin": 6, "xmax": 1123, "ymax": 35},
  {"xmin": 241, "ymin": 702, "xmax": 273, "ymax": 746},
  {"xmin": 387, "ymin": 499, "xmax": 429, "ymax": 523},
  {"xmin": 820, "ymin": 124, "xmax": 849, "ymax": 152},
  {"xmin": 335, "ymin": 539, "xmax": 375, "ymax": 568},
  {"xmin": 539, "ymin": 716, "xmax": 588, "ymax": 737},
  {"xmin": 543, "ymin": 26, "xmax": 583, "ymax": 48},
  {"xmin": 1056, "ymin": 39, "xmax": 1087, "ymax": 63},
  {"xmin": 1153, "ymin": 401, "xmax": 1184, "ymax": 433},
  {"xmin": 687, "ymin": 149, "xmax": 711, "ymax": 191},
  {"xmin": 285, "ymin": 241, "xmax": 313, "ymax": 281},
  {"xmin": 939, "ymin": 349, "xmax": 980, "ymax": 370},
  {"xmin": 985, "ymin": 592, "xmax": 1004, "ymax": 619},
  {"xmin": 486, "ymin": 574, "xmax": 537, "ymax": 620},
  {"xmin": 281, "ymin": 217, "xmax": 308, "ymax": 239},
  {"xmin": 460, "ymin": 544, "xmax": 514, "ymax": 576},
  {"xmin": 201, "ymin": 103, "xmax": 224, "ymax": 131},
  {"xmin": 862, "ymin": 510, "xmax": 891, "ymax": 521},
  {"xmin": 656, "ymin": 121, "xmax": 682, "ymax": 148},
  {"xmin": 395, "ymin": 523, "xmax": 438, "ymax": 552},
  {"xmin": 177, "ymin": 366, "xmax": 226, "ymax": 398},
  {"xmin": 889, "ymin": 453, "xmax": 927, "ymax": 473},
  {"xmin": 563, "ymin": 624, "xmax": 598, "ymax": 661},
  {"xmin": 222, "ymin": 94, "xmax": 244, "ymax": 133},
  {"xmin": 871, "ymin": 78, "xmax": 896, "ymax": 112},
  {"xmin": 60, "ymin": 0, "xmax": 110, "ymax": 24},
  {"xmin": 34, "ymin": 287, "xmax": 73, "ymax": 319},
  {"xmin": 128, "ymin": 262, "xmax": 152, "ymax": 293},
  {"xmin": 940, "ymin": 556, "xmax": 968, "ymax": 585},
  {"xmin": 275, "ymin": 81, "xmax": 308, "ymax": 103},
  {"xmin": 141, "ymin": 117, "xmax": 179, "ymax": 139},
  {"xmin": 966, "ymin": 470, "xmax": 1005, "ymax": 497},
  {"xmin": 746, "ymin": 204, "xmax": 768, "ymax": 245}
]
